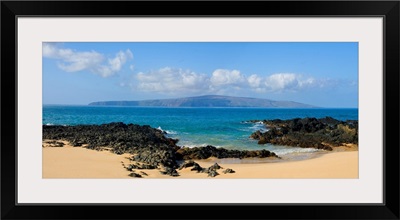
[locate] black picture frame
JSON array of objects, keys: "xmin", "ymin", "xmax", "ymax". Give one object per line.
[{"xmin": 1, "ymin": 1, "xmax": 399, "ymax": 219}]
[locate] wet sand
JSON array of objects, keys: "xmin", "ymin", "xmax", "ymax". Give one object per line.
[{"xmin": 43, "ymin": 141, "xmax": 358, "ymax": 179}]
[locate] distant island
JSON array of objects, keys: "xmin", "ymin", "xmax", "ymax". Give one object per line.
[{"xmin": 88, "ymin": 95, "xmax": 316, "ymax": 108}]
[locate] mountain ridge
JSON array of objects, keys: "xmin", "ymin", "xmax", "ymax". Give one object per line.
[{"xmin": 88, "ymin": 95, "xmax": 316, "ymax": 108}]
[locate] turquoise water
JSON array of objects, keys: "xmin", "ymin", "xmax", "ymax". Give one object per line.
[{"xmin": 43, "ymin": 106, "xmax": 358, "ymax": 157}]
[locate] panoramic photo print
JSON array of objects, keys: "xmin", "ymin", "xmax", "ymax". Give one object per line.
[{"xmin": 42, "ymin": 42, "xmax": 358, "ymax": 178}]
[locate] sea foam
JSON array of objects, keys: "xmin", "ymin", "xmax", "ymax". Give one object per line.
[{"xmin": 157, "ymin": 126, "xmax": 178, "ymax": 135}]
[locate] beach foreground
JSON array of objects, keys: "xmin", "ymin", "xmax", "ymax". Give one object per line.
[{"xmin": 43, "ymin": 142, "xmax": 358, "ymax": 179}]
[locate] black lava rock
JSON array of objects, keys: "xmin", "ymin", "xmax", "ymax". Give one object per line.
[
  {"xmin": 178, "ymin": 160, "xmax": 197, "ymax": 170},
  {"xmin": 160, "ymin": 167, "xmax": 179, "ymax": 177},
  {"xmin": 207, "ymin": 170, "xmax": 219, "ymax": 177},
  {"xmin": 190, "ymin": 163, "xmax": 203, "ymax": 172},
  {"xmin": 248, "ymin": 117, "xmax": 358, "ymax": 150},
  {"xmin": 223, "ymin": 168, "xmax": 235, "ymax": 174},
  {"xmin": 176, "ymin": 145, "xmax": 279, "ymax": 160},
  {"xmin": 42, "ymin": 122, "xmax": 285, "ymax": 178},
  {"xmin": 128, "ymin": 172, "xmax": 142, "ymax": 178}
]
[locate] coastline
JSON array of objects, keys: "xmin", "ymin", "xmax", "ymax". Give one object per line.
[{"xmin": 43, "ymin": 140, "xmax": 358, "ymax": 179}]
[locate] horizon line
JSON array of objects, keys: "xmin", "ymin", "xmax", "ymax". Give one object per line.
[{"xmin": 42, "ymin": 104, "xmax": 359, "ymax": 109}]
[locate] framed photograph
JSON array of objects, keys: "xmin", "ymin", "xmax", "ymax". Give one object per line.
[{"xmin": 1, "ymin": 1, "xmax": 399, "ymax": 219}]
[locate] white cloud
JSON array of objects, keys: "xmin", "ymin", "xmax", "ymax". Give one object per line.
[
  {"xmin": 109, "ymin": 50, "xmax": 133, "ymax": 72},
  {"xmin": 264, "ymin": 73, "xmax": 300, "ymax": 91},
  {"xmin": 56, "ymin": 50, "xmax": 104, "ymax": 73},
  {"xmin": 132, "ymin": 67, "xmax": 333, "ymax": 96},
  {"xmin": 247, "ymin": 74, "xmax": 262, "ymax": 88},
  {"xmin": 43, "ymin": 43, "xmax": 133, "ymax": 77},
  {"xmin": 135, "ymin": 67, "xmax": 209, "ymax": 94},
  {"xmin": 217, "ymin": 73, "xmax": 317, "ymax": 92},
  {"xmin": 210, "ymin": 69, "xmax": 246, "ymax": 86}
]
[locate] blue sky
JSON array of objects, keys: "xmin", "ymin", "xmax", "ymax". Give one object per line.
[{"xmin": 42, "ymin": 42, "xmax": 358, "ymax": 107}]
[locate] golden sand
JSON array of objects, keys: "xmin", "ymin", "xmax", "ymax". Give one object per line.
[{"xmin": 43, "ymin": 141, "xmax": 358, "ymax": 179}]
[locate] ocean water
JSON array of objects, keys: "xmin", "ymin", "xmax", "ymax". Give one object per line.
[{"xmin": 43, "ymin": 106, "xmax": 358, "ymax": 158}]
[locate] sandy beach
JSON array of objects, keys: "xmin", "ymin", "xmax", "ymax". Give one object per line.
[{"xmin": 43, "ymin": 141, "xmax": 358, "ymax": 179}]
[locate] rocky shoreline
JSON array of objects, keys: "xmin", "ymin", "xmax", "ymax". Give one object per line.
[
  {"xmin": 43, "ymin": 117, "xmax": 358, "ymax": 177},
  {"xmin": 248, "ymin": 117, "xmax": 358, "ymax": 151},
  {"xmin": 43, "ymin": 122, "xmax": 279, "ymax": 177}
]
